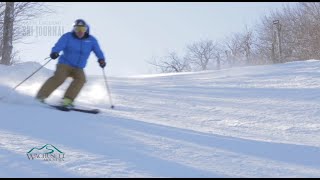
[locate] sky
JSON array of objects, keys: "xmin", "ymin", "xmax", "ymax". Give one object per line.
[{"xmin": 14, "ymin": 2, "xmax": 295, "ymax": 77}]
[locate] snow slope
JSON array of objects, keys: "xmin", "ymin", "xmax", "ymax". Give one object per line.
[{"xmin": 0, "ymin": 60, "xmax": 320, "ymax": 177}]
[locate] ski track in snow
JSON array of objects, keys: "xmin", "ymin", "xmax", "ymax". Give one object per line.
[
  {"xmin": 102, "ymin": 61, "xmax": 320, "ymax": 147},
  {"xmin": 0, "ymin": 60, "xmax": 320, "ymax": 177}
]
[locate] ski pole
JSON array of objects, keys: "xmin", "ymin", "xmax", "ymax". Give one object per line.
[
  {"xmin": 102, "ymin": 68, "xmax": 114, "ymax": 109},
  {"xmin": 0, "ymin": 57, "xmax": 52, "ymax": 100}
]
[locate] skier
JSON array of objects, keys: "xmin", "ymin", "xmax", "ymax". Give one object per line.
[{"xmin": 36, "ymin": 19, "xmax": 106, "ymax": 107}]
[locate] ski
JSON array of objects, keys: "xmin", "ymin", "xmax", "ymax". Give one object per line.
[
  {"xmin": 48, "ymin": 104, "xmax": 100, "ymax": 114},
  {"xmin": 69, "ymin": 107, "xmax": 100, "ymax": 114}
]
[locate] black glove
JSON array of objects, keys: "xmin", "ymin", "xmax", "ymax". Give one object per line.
[
  {"xmin": 98, "ymin": 59, "xmax": 106, "ymax": 68},
  {"xmin": 50, "ymin": 52, "xmax": 59, "ymax": 59}
]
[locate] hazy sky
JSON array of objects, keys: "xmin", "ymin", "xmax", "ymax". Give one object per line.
[{"xmin": 15, "ymin": 2, "xmax": 294, "ymax": 77}]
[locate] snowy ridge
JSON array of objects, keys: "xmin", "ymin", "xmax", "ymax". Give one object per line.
[{"xmin": 0, "ymin": 60, "xmax": 320, "ymax": 177}]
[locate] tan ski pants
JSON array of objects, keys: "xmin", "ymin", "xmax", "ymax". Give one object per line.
[{"xmin": 36, "ymin": 64, "xmax": 86, "ymax": 101}]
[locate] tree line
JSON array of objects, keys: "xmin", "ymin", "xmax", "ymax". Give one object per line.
[{"xmin": 149, "ymin": 2, "xmax": 320, "ymax": 73}]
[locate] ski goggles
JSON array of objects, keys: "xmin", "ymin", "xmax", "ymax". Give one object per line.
[{"xmin": 73, "ymin": 26, "xmax": 87, "ymax": 33}]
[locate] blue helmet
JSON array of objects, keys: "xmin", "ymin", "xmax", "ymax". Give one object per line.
[
  {"xmin": 72, "ymin": 19, "xmax": 90, "ymax": 35},
  {"xmin": 73, "ymin": 19, "xmax": 87, "ymax": 27}
]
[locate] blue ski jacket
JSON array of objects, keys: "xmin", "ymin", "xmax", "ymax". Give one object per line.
[{"xmin": 51, "ymin": 26, "xmax": 105, "ymax": 69}]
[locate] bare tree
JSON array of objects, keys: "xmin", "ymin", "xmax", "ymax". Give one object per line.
[
  {"xmin": 0, "ymin": 2, "xmax": 6, "ymax": 59},
  {"xmin": 222, "ymin": 25, "xmax": 258, "ymax": 66},
  {"xmin": 151, "ymin": 2, "xmax": 320, "ymax": 73},
  {"xmin": 148, "ymin": 52, "xmax": 191, "ymax": 73},
  {"xmin": 211, "ymin": 43, "xmax": 225, "ymax": 70},
  {"xmin": 13, "ymin": 2, "xmax": 53, "ymax": 43},
  {"xmin": 253, "ymin": 2, "xmax": 320, "ymax": 64},
  {"xmin": 298, "ymin": 2, "xmax": 320, "ymax": 59},
  {"xmin": 186, "ymin": 40, "xmax": 222, "ymax": 71},
  {"xmin": 241, "ymin": 27, "xmax": 255, "ymax": 65},
  {"xmin": 1, "ymin": 2, "xmax": 14, "ymax": 65},
  {"xmin": 224, "ymin": 33, "xmax": 244, "ymax": 67},
  {"xmin": 0, "ymin": 2, "xmax": 52, "ymax": 65},
  {"xmin": 253, "ymin": 14, "xmax": 275, "ymax": 64}
]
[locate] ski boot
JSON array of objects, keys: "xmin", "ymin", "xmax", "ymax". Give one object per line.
[{"xmin": 61, "ymin": 97, "xmax": 74, "ymax": 109}]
